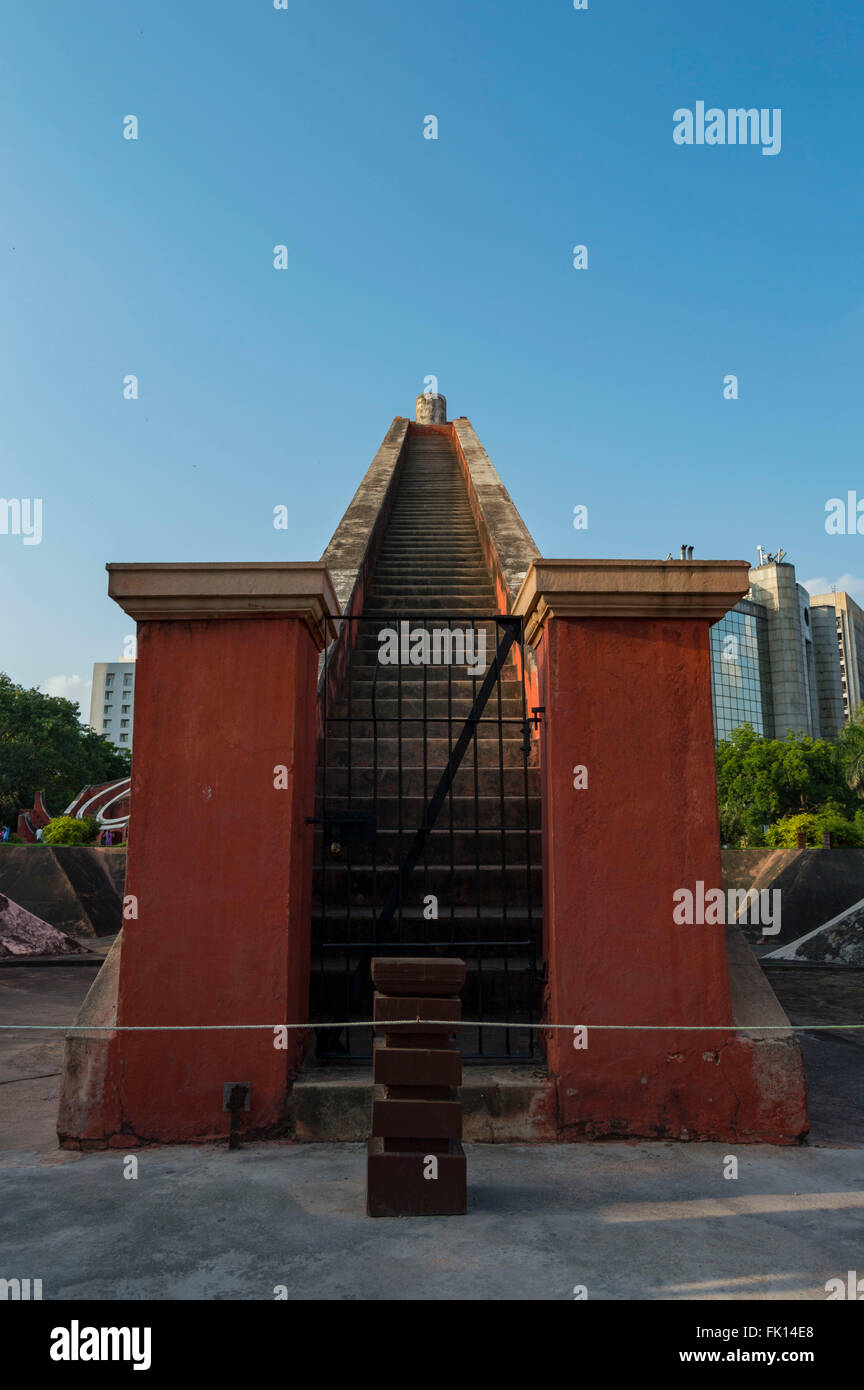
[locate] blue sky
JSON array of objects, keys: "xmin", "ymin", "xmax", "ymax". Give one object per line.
[{"xmin": 1, "ymin": 0, "xmax": 862, "ymax": 711}]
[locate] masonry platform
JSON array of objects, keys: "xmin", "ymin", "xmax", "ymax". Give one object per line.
[{"xmin": 57, "ymin": 393, "xmax": 807, "ymax": 1149}]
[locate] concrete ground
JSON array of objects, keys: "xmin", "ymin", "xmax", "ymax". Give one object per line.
[
  {"xmin": 3, "ymin": 1140, "xmax": 864, "ymax": 1301},
  {"xmin": 0, "ymin": 958, "xmax": 861, "ymax": 1300}
]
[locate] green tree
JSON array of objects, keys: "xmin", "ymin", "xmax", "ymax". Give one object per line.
[
  {"xmin": 715, "ymin": 724, "xmax": 854, "ymax": 847},
  {"xmin": 0, "ymin": 674, "xmax": 130, "ymax": 824},
  {"xmin": 836, "ymin": 702, "xmax": 864, "ymax": 796}
]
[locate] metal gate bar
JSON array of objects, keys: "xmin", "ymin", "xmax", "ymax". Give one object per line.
[{"xmin": 310, "ymin": 613, "xmax": 541, "ymax": 1061}]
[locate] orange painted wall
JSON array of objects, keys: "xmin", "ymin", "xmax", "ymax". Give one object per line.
[
  {"xmin": 540, "ymin": 615, "xmax": 747, "ymax": 1139},
  {"xmin": 115, "ymin": 616, "xmax": 319, "ymax": 1143}
]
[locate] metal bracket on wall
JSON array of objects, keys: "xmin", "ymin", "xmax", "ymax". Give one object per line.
[{"xmin": 223, "ymin": 1082, "xmax": 251, "ymax": 1151}]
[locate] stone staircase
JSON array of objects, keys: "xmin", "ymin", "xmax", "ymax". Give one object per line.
[{"xmin": 310, "ymin": 425, "xmax": 542, "ymax": 1062}]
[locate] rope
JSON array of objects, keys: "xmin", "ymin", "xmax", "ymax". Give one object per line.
[{"xmin": 1, "ymin": 1020, "xmax": 861, "ymax": 1033}]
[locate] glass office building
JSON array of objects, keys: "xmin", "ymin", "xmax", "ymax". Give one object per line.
[
  {"xmin": 710, "ymin": 601, "xmax": 772, "ymax": 741},
  {"xmin": 709, "ymin": 559, "xmax": 863, "ymax": 744}
]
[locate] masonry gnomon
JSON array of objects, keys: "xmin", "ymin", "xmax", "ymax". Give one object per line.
[{"xmin": 310, "ymin": 613, "xmax": 542, "ymax": 1062}]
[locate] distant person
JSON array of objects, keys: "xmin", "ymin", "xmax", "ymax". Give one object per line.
[
  {"xmin": 1, "ymin": 826, "xmax": 8, "ymax": 842},
  {"xmin": 35, "ymin": 827, "xmax": 43, "ymax": 841}
]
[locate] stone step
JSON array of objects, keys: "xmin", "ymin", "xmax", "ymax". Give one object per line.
[
  {"xmin": 311, "ymin": 826, "xmax": 540, "ymax": 865},
  {"xmin": 344, "ymin": 617, "xmax": 511, "ymax": 632},
  {"xmin": 330, "ymin": 674, "xmax": 523, "ymax": 695},
  {"xmin": 379, "ymin": 532, "xmax": 480, "ymax": 541},
  {"xmin": 339, "ymin": 655, "xmax": 518, "ymax": 677},
  {"xmin": 289, "ymin": 1065, "xmax": 554, "ymax": 1142},
  {"xmin": 370, "ymin": 573, "xmax": 491, "ymax": 584},
  {"xmin": 375, "ymin": 556, "xmax": 488, "ymax": 567},
  {"xmin": 316, "ymin": 764, "xmax": 540, "ymax": 798},
  {"xmin": 368, "ymin": 592, "xmax": 493, "ymax": 600},
  {"xmin": 362, "ymin": 599, "xmax": 498, "ymax": 611},
  {"xmin": 373, "ymin": 558, "xmax": 486, "ymax": 570},
  {"xmin": 312, "ymin": 794, "xmax": 541, "ymax": 831},
  {"xmin": 323, "ymin": 703, "xmax": 527, "ymax": 727},
  {"xmin": 321, "ymin": 736, "xmax": 534, "ymax": 769},
  {"xmin": 311, "ymin": 906, "xmax": 539, "ymax": 931},
  {"xmin": 349, "ymin": 627, "xmax": 510, "ymax": 652},
  {"xmin": 376, "ymin": 543, "xmax": 483, "ymax": 553},
  {"xmin": 372, "ymin": 558, "xmax": 489, "ymax": 567},
  {"xmin": 330, "ymin": 674, "xmax": 520, "ymax": 695},
  {"xmin": 367, "ymin": 583, "xmax": 495, "ymax": 594},
  {"xmin": 313, "ymin": 861, "xmax": 542, "ymax": 907},
  {"xmin": 382, "ymin": 542, "xmax": 481, "ymax": 552}
]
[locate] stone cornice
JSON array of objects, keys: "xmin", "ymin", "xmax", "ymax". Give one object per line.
[
  {"xmin": 107, "ymin": 562, "xmax": 340, "ymax": 648},
  {"xmin": 514, "ymin": 559, "xmax": 751, "ymax": 644}
]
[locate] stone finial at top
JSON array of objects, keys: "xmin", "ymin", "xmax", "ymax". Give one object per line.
[{"xmin": 415, "ymin": 391, "xmax": 447, "ymax": 425}]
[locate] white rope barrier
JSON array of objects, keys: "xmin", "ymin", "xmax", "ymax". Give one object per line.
[{"xmin": 1, "ymin": 1020, "xmax": 861, "ymax": 1033}]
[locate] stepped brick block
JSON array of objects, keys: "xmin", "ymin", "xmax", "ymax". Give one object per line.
[
  {"xmin": 372, "ymin": 995, "xmax": 461, "ymax": 1034},
  {"xmin": 366, "ymin": 956, "xmax": 467, "ymax": 1217},
  {"xmin": 373, "ymin": 1041, "xmax": 462, "ymax": 1087},
  {"xmin": 370, "ymin": 959, "xmax": 467, "ymax": 997}
]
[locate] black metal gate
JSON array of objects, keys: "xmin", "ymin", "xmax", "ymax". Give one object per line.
[{"xmin": 310, "ymin": 613, "xmax": 543, "ymax": 1061}]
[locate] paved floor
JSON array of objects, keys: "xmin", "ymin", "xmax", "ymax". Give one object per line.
[
  {"xmin": 1, "ymin": 1141, "xmax": 863, "ymax": 1300},
  {"xmin": 0, "ymin": 961, "xmax": 861, "ymax": 1300},
  {"xmin": 0, "ymin": 964, "xmax": 99, "ymax": 1155}
]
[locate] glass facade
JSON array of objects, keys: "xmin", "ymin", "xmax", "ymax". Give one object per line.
[{"xmin": 710, "ymin": 606, "xmax": 769, "ymax": 741}]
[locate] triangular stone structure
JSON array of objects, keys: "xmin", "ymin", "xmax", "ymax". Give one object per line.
[
  {"xmin": 0, "ymin": 892, "xmax": 88, "ymax": 958},
  {"xmin": 765, "ymin": 896, "xmax": 864, "ymax": 967}
]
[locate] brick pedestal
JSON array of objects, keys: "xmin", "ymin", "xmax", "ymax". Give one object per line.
[
  {"xmin": 514, "ymin": 560, "xmax": 808, "ymax": 1143},
  {"xmin": 58, "ymin": 562, "xmax": 338, "ymax": 1147},
  {"xmin": 367, "ymin": 958, "xmax": 467, "ymax": 1216}
]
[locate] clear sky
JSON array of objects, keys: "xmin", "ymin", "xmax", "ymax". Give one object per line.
[{"xmin": 1, "ymin": 1, "xmax": 862, "ymax": 711}]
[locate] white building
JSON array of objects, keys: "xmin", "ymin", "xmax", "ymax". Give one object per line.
[{"xmin": 90, "ymin": 659, "xmax": 136, "ymax": 751}]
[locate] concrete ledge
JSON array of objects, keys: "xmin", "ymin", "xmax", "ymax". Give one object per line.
[
  {"xmin": 290, "ymin": 1066, "xmax": 557, "ymax": 1143},
  {"xmin": 321, "ymin": 417, "xmax": 410, "ymax": 613},
  {"xmin": 726, "ymin": 924, "xmax": 796, "ymax": 1039},
  {"xmin": 451, "ymin": 418, "xmax": 540, "ymax": 609},
  {"xmin": 107, "ymin": 562, "xmax": 340, "ymax": 647},
  {"xmin": 514, "ymin": 559, "xmax": 751, "ymax": 642},
  {"xmin": 723, "ymin": 924, "xmax": 808, "ymax": 1143},
  {"xmin": 57, "ymin": 931, "xmax": 124, "ymax": 1148}
]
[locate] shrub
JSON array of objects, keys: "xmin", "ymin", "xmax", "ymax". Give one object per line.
[
  {"xmin": 41, "ymin": 815, "xmax": 97, "ymax": 846},
  {"xmin": 764, "ymin": 810, "xmax": 863, "ymax": 848}
]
